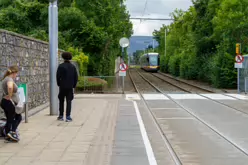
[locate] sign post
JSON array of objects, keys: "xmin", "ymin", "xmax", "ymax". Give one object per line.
[
  {"xmin": 235, "ymin": 43, "xmax": 243, "ymax": 93},
  {"xmin": 18, "ymin": 83, "xmax": 28, "ymax": 123},
  {"xmin": 119, "ymin": 37, "xmax": 130, "ymax": 94}
]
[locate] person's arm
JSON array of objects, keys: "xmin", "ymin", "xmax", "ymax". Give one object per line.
[
  {"xmin": 56, "ymin": 65, "xmax": 61, "ymax": 87},
  {"xmin": 73, "ymin": 66, "xmax": 78, "ymax": 88},
  {"xmin": 5, "ymin": 81, "xmax": 14, "ymax": 100}
]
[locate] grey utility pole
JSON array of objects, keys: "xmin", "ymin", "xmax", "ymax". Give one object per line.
[
  {"xmin": 164, "ymin": 28, "xmax": 166, "ymax": 58},
  {"xmin": 49, "ymin": 0, "xmax": 59, "ymax": 115}
]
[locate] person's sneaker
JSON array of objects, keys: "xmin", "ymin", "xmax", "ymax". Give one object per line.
[
  {"xmin": 5, "ymin": 136, "xmax": 18, "ymax": 143},
  {"xmin": 7, "ymin": 131, "xmax": 19, "ymax": 141},
  {"xmin": 57, "ymin": 116, "xmax": 64, "ymax": 121},
  {"xmin": 66, "ymin": 116, "xmax": 72, "ymax": 122}
]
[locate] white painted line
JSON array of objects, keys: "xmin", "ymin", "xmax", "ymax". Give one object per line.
[
  {"xmin": 226, "ymin": 94, "xmax": 248, "ymax": 100},
  {"xmin": 133, "ymin": 101, "xmax": 157, "ymax": 165},
  {"xmin": 151, "ymin": 108, "xmax": 181, "ymax": 110},
  {"xmin": 201, "ymin": 94, "xmax": 236, "ymax": 100},
  {"xmin": 168, "ymin": 94, "xmax": 206, "ymax": 100},
  {"xmin": 143, "ymin": 94, "xmax": 169, "ymax": 100},
  {"xmin": 126, "ymin": 94, "xmax": 141, "ymax": 100}
]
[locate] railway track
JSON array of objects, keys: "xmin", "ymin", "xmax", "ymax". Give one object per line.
[
  {"xmin": 128, "ymin": 69, "xmax": 158, "ymax": 94},
  {"xmin": 157, "ymin": 71, "xmax": 229, "ymax": 93},
  {"xmin": 153, "ymin": 72, "xmax": 214, "ymax": 93},
  {"xmin": 128, "ymin": 68, "xmax": 248, "ymax": 164},
  {"xmin": 128, "ymin": 68, "xmax": 182, "ymax": 165},
  {"xmin": 137, "ymin": 68, "xmax": 248, "ymax": 116},
  {"xmin": 139, "ymin": 69, "xmax": 214, "ymax": 93}
]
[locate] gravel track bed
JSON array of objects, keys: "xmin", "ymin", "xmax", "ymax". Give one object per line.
[
  {"xmin": 129, "ymin": 69, "xmax": 158, "ymax": 94},
  {"xmin": 152, "ymin": 72, "xmax": 212, "ymax": 93},
  {"xmin": 138, "ymin": 70, "xmax": 188, "ymax": 94},
  {"xmin": 124, "ymin": 69, "xmax": 137, "ymax": 93}
]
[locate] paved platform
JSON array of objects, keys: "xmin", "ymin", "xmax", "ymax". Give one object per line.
[
  {"xmin": 1, "ymin": 93, "xmax": 248, "ymax": 165},
  {"xmin": 0, "ymin": 94, "xmax": 152, "ymax": 165}
]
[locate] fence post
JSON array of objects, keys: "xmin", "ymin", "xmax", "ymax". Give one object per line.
[{"xmin": 84, "ymin": 77, "xmax": 86, "ymax": 91}]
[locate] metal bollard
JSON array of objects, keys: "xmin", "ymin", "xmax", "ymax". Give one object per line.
[
  {"xmin": 24, "ymin": 102, "xmax": 28, "ymax": 123},
  {"xmin": 24, "ymin": 83, "xmax": 28, "ymax": 123}
]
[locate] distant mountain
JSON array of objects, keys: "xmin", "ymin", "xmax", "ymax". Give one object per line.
[{"xmin": 127, "ymin": 36, "xmax": 159, "ymax": 56}]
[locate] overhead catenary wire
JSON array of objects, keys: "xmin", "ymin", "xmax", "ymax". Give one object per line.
[{"xmin": 134, "ymin": 0, "xmax": 148, "ymax": 33}]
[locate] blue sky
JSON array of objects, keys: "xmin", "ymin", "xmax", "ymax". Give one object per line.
[{"xmin": 125, "ymin": 0, "xmax": 193, "ymax": 36}]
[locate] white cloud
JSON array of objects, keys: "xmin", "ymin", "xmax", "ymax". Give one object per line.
[{"xmin": 125, "ymin": 0, "xmax": 193, "ymax": 36}]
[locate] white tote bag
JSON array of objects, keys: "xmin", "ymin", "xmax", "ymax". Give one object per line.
[
  {"xmin": 8, "ymin": 87, "xmax": 25, "ymax": 114},
  {"xmin": 14, "ymin": 87, "xmax": 25, "ymax": 114}
]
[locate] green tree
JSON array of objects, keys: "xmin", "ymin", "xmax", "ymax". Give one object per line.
[
  {"xmin": 133, "ymin": 50, "xmax": 144, "ymax": 64},
  {"xmin": 0, "ymin": 0, "xmax": 133, "ymax": 77},
  {"xmin": 153, "ymin": 0, "xmax": 248, "ymax": 88}
]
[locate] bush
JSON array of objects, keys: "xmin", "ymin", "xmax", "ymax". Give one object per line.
[
  {"xmin": 196, "ymin": 55, "xmax": 213, "ymax": 83},
  {"xmin": 168, "ymin": 54, "xmax": 181, "ymax": 77},
  {"xmin": 179, "ymin": 52, "xmax": 198, "ymax": 79},
  {"xmin": 67, "ymin": 47, "xmax": 89, "ymax": 76},
  {"xmin": 76, "ymin": 76, "xmax": 108, "ymax": 92},
  {"xmin": 210, "ymin": 52, "xmax": 236, "ymax": 88}
]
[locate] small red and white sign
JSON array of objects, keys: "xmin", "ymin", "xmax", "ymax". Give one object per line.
[
  {"xmin": 119, "ymin": 63, "xmax": 128, "ymax": 71},
  {"xmin": 235, "ymin": 55, "xmax": 244, "ymax": 63}
]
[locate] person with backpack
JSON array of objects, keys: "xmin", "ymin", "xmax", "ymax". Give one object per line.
[
  {"xmin": 56, "ymin": 52, "xmax": 78, "ymax": 122},
  {"xmin": 0, "ymin": 65, "xmax": 22, "ymax": 142}
]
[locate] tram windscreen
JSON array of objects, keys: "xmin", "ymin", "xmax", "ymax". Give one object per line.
[{"xmin": 149, "ymin": 55, "xmax": 158, "ymax": 66}]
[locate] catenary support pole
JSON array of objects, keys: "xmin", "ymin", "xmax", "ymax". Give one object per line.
[
  {"xmin": 164, "ymin": 28, "xmax": 166, "ymax": 58},
  {"xmin": 49, "ymin": 0, "xmax": 59, "ymax": 115}
]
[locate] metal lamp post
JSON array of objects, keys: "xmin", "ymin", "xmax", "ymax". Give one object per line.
[{"xmin": 49, "ymin": 0, "xmax": 59, "ymax": 115}]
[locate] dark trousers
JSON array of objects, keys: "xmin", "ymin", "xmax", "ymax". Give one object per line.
[
  {"xmin": 0, "ymin": 99, "xmax": 22, "ymax": 134},
  {"xmin": 58, "ymin": 88, "xmax": 74, "ymax": 117}
]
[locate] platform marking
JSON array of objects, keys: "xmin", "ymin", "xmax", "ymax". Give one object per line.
[
  {"xmin": 142, "ymin": 94, "xmax": 169, "ymax": 100},
  {"xmin": 225, "ymin": 94, "xmax": 248, "ymax": 100},
  {"xmin": 200, "ymin": 94, "xmax": 237, "ymax": 100},
  {"xmin": 125, "ymin": 94, "xmax": 141, "ymax": 100},
  {"xmin": 133, "ymin": 101, "xmax": 157, "ymax": 165},
  {"xmin": 168, "ymin": 94, "xmax": 206, "ymax": 100},
  {"xmin": 151, "ymin": 108, "xmax": 181, "ymax": 110}
]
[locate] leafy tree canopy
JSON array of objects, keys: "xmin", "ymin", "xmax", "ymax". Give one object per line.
[
  {"xmin": 0, "ymin": 0, "xmax": 133, "ymax": 76},
  {"xmin": 153, "ymin": 0, "xmax": 248, "ymax": 88}
]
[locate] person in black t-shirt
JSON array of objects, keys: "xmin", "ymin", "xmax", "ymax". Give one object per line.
[{"xmin": 56, "ymin": 52, "xmax": 78, "ymax": 122}]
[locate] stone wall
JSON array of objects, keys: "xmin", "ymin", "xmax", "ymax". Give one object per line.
[{"xmin": 0, "ymin": 29, "xmax": 73, "ymax": 114}]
